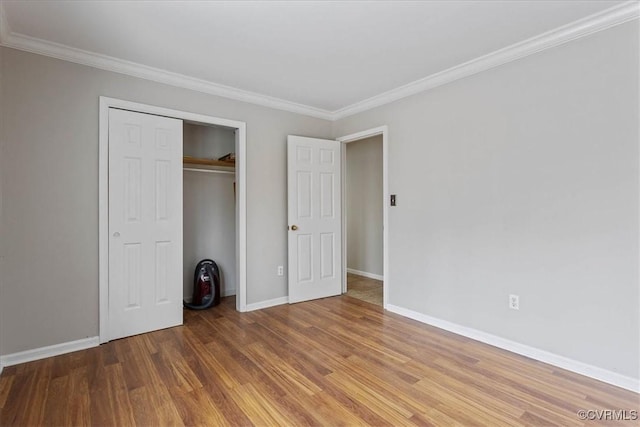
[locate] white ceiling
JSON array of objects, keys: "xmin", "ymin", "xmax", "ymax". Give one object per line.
[{"xmin": 0, "ymin": 0, "xmax": 631, "ymax": 117}]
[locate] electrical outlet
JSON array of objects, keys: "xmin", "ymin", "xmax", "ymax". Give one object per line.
[
  {"xmin": 277, "ymin": 265, "xmax": 284, "ymax": 276},
  {"xmin": 509, "ymin": 294, "xmax": 520, "ymax": 310}
]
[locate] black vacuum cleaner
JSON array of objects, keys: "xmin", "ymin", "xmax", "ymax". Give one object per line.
[{"xmin": 184, "ymin": 259, "xmax": 221, "ymax": 310}]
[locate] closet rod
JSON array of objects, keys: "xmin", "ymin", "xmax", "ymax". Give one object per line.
[{"xmin": 183, "ymin": 167, "xmax": 235, "ymax": 175}]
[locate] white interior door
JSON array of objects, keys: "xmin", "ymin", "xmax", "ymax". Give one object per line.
[
  {"xmin": 108, "ymin": 108, "xmax": 183, "ymax": 340},
  {"xmin": 287, "ymin": 136, "xmax": 342, "ymax": 303}
]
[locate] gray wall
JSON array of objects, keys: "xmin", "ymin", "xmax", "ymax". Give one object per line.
[
  {"xmin": 346, "ymin": 135, "xmax": 383, "ymax": 276},
  {"xmin": 0, "ymin": 47, "xmax": 332, "ymax": 355},
  {"xmin": 183, "ymin": 123, "xmax": 236, "ymax": 299},
  {"xmin": 183, "ymin": 171, "xmax": 237, "ymax": 299},
  {"xmin": 183, "ymin": 123, "xmax": 235, "ymax": 160},
  {"xmin": 333, "ymin": 22, "xmax": 640, "ymax": 379},
  {"xmin": 1, "ymin": 21, "xmax": 638, "ymax": 382}
]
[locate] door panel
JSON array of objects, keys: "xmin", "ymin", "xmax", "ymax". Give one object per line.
[
  {"xmin": 108, "ymin": 108, "xmax": 183, "ymax": 340},
  {"xmin": 320, "ymin": 232, "xmax": 335, "ymax": 278},
  {"xmin": 287, "ymin": 136, "xmax": 342, "ymax": 303}
]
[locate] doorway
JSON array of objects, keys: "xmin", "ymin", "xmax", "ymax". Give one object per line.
[
  {"xmin": 98, "ymin": 97, "xmax": 247, "ymax": 343},
  {"xmin": 338, "ymin": 126, "xmax": 389, "ymax": 309},
  {"xmin": 183, "ymin": 122, "xmax": 238, "ymax": 303},
  {"xmin": 344, "ymin": 135, "xmax": 383, "ymax": 306}
]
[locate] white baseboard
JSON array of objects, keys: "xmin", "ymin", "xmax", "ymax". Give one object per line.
[
  {"xmin": 347, "ymin": 268, "xmax": 383, "ymax": 281},
  {"xmin": 222, "ymin": 288, "xmax": 236, "ymax": 297},
  {"xmin": 0, "ymin": 336, "xmax": 100, "ymax": 368},
  {"xmin": 386, "ymin": 304, "xmax": 639, "ymax": 393},
  {"xmin": 246, "ymin": 296, "xmax": 289, "ymax": 312}
]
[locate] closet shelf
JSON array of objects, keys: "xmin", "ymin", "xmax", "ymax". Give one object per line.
[{"xmin": 183, "ymin": 156, "xmax": 235, "ymax": 171}]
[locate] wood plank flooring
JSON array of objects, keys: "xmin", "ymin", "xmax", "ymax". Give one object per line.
[
  {"xmin": 1, "ymin": 295, "xmax": 638, "ymax": 426},
  {"xmin": 346, "ymin": 273, "xmax": 382, "ymax": 306}
]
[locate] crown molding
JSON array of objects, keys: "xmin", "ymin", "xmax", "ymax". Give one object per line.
[
  {"xmin": 0, "ymin": 13, "xmax": 334, "ymax": 121},
  {"xmin": 332, "ymin": 1, "xmax": 640, "ymax": 120},
  {"xmin": 0, "ymin": 1, "xmax": 638, "ymax": 121}
]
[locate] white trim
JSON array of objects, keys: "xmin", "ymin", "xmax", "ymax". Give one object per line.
[
  {"xmin": 98, "ymin": 98, "xmax": 109, "ymax": 344},
  {"xmin": 1, "ymin": 2, "xmax": 636, "ymax": 121},
  {"xmin": 386, "ymin": 304, "xmax": 640, "ymax": 393},
  {"xmin": 99, "ymin": 96, "xmax": 248, "ymax": 344},
  {"xmin": 0, "ymin": 31, "xmax": 333, "ymax": 121},
  {"xmin": 245, "ymin": 297, "xmax": 289, "ymax": 312},
  {"xmin": 0, "ymin": 337, "xmax": 99, "ymax": 367},
  {"xmin": 346, "ymin": 268, "xmax": 383, "ymax": 281},
  {"xmin": 338, "ymin": 126, "xmax": 389, "ymax": 309},
  {"xmin": 332, "ymin": 1, "xmax": 640, "ymax": 119},
  {"xmin": 235, "ymin": 123, "xmax": 247, "ymax": 313}
]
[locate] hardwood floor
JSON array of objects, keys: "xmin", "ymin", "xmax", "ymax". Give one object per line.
[
  {"xmin": 346, "ymin": 273, "xmax": 383, "ymax": 306},
  {"xmin": 1, "ymin": 295, "xmax": 638, "ymax": 426}
]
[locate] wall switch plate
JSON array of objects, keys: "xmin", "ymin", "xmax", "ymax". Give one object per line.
[
  {"xmin": 509, "ymin": 294, "xmax": 520, "ymax": 310},
  {"xmin": 277, "ymin": 266, "xmax": 284, "ymax": 276},
  {"xmin": 390, "ymin": 194, "xmax": 396, "ymax": 206}
]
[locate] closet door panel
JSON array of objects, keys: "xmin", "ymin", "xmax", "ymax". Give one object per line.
[{"xmin": 108, "ymin": 108, "xmax": 183, "ymax": 341}]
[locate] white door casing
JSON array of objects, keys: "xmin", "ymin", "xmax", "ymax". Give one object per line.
[
  {"xmin": 287, "ymin": 136, "xmax": 342, "ymax": 303},
  {"xmin": 337, "ymin": 125, "xmax": 389, "ymax": 309},
  {"xmin": 108, "ymin": 108, "xmax": 183, "ymax": 340}
]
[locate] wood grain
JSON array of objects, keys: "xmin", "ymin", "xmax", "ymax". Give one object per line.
[
  {"xmin": 183, "ymin": 156, "xmax": 235, "ymax": 168},
  {"xmin": 1, "ymin": 295, "xmax": 638, "ymax": 426}
]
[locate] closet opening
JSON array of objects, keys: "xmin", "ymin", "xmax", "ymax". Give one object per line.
[{"xmin": 183, "ymin": 122, "xmax": 238, "ymax": 306}]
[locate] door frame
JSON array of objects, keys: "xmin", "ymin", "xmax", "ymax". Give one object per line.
[
  {"xmin": 98, "ymin": 96, "xmax": 247, "ymax": 343},
  {"xmin": 337, "ymin": 126, "xmax": 389, "ymax": 308}
]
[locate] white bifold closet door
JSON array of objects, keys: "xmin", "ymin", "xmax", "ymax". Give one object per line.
[{"xmin": 108, "ymin": 108, "xmax": 183, "ymax": 341}]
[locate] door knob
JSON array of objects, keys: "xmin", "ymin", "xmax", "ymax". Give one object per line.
[
  {"xmin": 291, "ymin": 225, "xmax": 298, "ymax": 231},
  {"xmin": 113, "ymin": 232, "xmax": 120, "ymax": 238}
]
